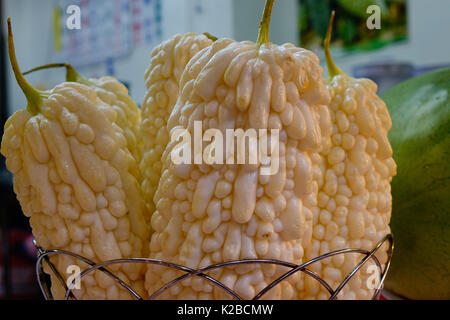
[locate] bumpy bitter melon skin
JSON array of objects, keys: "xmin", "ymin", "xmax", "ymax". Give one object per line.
[
  {"xmin": 89, "ymin": 77, "xmax": 144, "ymax": 205},
  {"xmin": 1, "ymin": 82, "xmax": 148, "ymax": 299},
  {"xmin": 140, "ymin": 33, "xmax": 213, "ymax": 218},
  {"xmin": 91, "ymin": 77, "xmax": 142, "ymax": 161},
  {"xmin": 317, "ymin": 75, "xmax": 396, "ymax": 299},
  {"xmin": 145, "ymin": 38, "xmax": 333, "ymax": 300}
]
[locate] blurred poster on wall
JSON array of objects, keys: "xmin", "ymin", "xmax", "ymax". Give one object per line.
[
  {"xmin": 299, "ymin": 0, "xmax": 408, "ymax": 54},
  {"xmin": 130, "ymin": 0, "xmax": 163, "ymax": 46},
  {"xmin": 53, "ymin": 0, "xmax": 162, "ymax": 67},
  {"xmin": 53, "ymin": 0, "xmax": 133, "ymax": 67}
]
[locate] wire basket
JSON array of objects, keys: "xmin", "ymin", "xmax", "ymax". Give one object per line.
[{"xmin": 35, "ymin": 234, "xmax": 393, "ymax": 300}]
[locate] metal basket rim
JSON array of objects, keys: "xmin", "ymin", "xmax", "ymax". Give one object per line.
[{"xmin": 35, "ymin": 233, "xmax": 394, "ymax": 300}]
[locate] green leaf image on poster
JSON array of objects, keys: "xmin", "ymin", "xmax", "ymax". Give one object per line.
[{"xmin": 299, "ymin": 0, "xmax": 408, "ymax": 53}]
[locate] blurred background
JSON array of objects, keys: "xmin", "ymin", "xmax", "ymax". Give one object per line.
[{"xmin": 0, "ymin": 0, "xmax": 449, "ymax": 299}]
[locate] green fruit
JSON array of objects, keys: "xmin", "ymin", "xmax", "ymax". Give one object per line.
[{"xmin": 382, "ymin": 67, "xmax": 450, "ymax": 300}]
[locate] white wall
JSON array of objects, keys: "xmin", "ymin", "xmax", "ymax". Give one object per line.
[
  {"xmin": 162, "ymin": 0, "xmax": 298, "ymax": 46},
  {"xmin": 233, "ymin": 0, "xmax": 297, "ymax": 45}
]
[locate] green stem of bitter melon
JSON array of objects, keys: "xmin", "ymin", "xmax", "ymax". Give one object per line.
[
  {"xmin": 64, "ymin": 64, "xmax": 93, "ymax": 86},
  {"xmin": 257, "ymin": 0, "xmax": 275, "ymax": 45},
  {"xmin": 23, "ymin": 63, "xmax": 67, "ymax": 75},
  {"xmin": 324, "ymin": 11, "xmax": 344, "ymax": 79},
  {"xmin": 23, "ymin": 63, "xmax": 93, "ymax": 86},
  {"xmin": 7, "ymin": 18, "xmax": 48, "ymax": 115},
  {"xmin": 203, "ymin": 32, "xmax": 218, "ymax": 42}
]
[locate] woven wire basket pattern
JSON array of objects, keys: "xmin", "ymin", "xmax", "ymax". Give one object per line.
[{"xmin": 35, "ymin": 234, "xmax": 393, "ymax": 300}]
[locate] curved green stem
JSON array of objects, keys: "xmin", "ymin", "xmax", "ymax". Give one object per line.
[
  {"xmin": 203, "ymin": 32, "xmax": 218, "ymax": 42},
  {"xmin": 23, "ymin": 63, "xmax": 67, "ymax": 75},
  {"xmin": 257, "ymin": 0, "xmax": 275, "ymax": 45},
  {"xmin": 23, "ymin": 62, "xmax": 93, "ymax": 86},
  {"xmin": 324, "ymin": 11, "xmax": 344, "ymax": 79},
  {"xmin": 64, "ymin": 64, "xmax": 92, "ymax": 85},
  {"xmin": 7, "ymin": 18, "xmax": 47, "ymax": 115}
]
